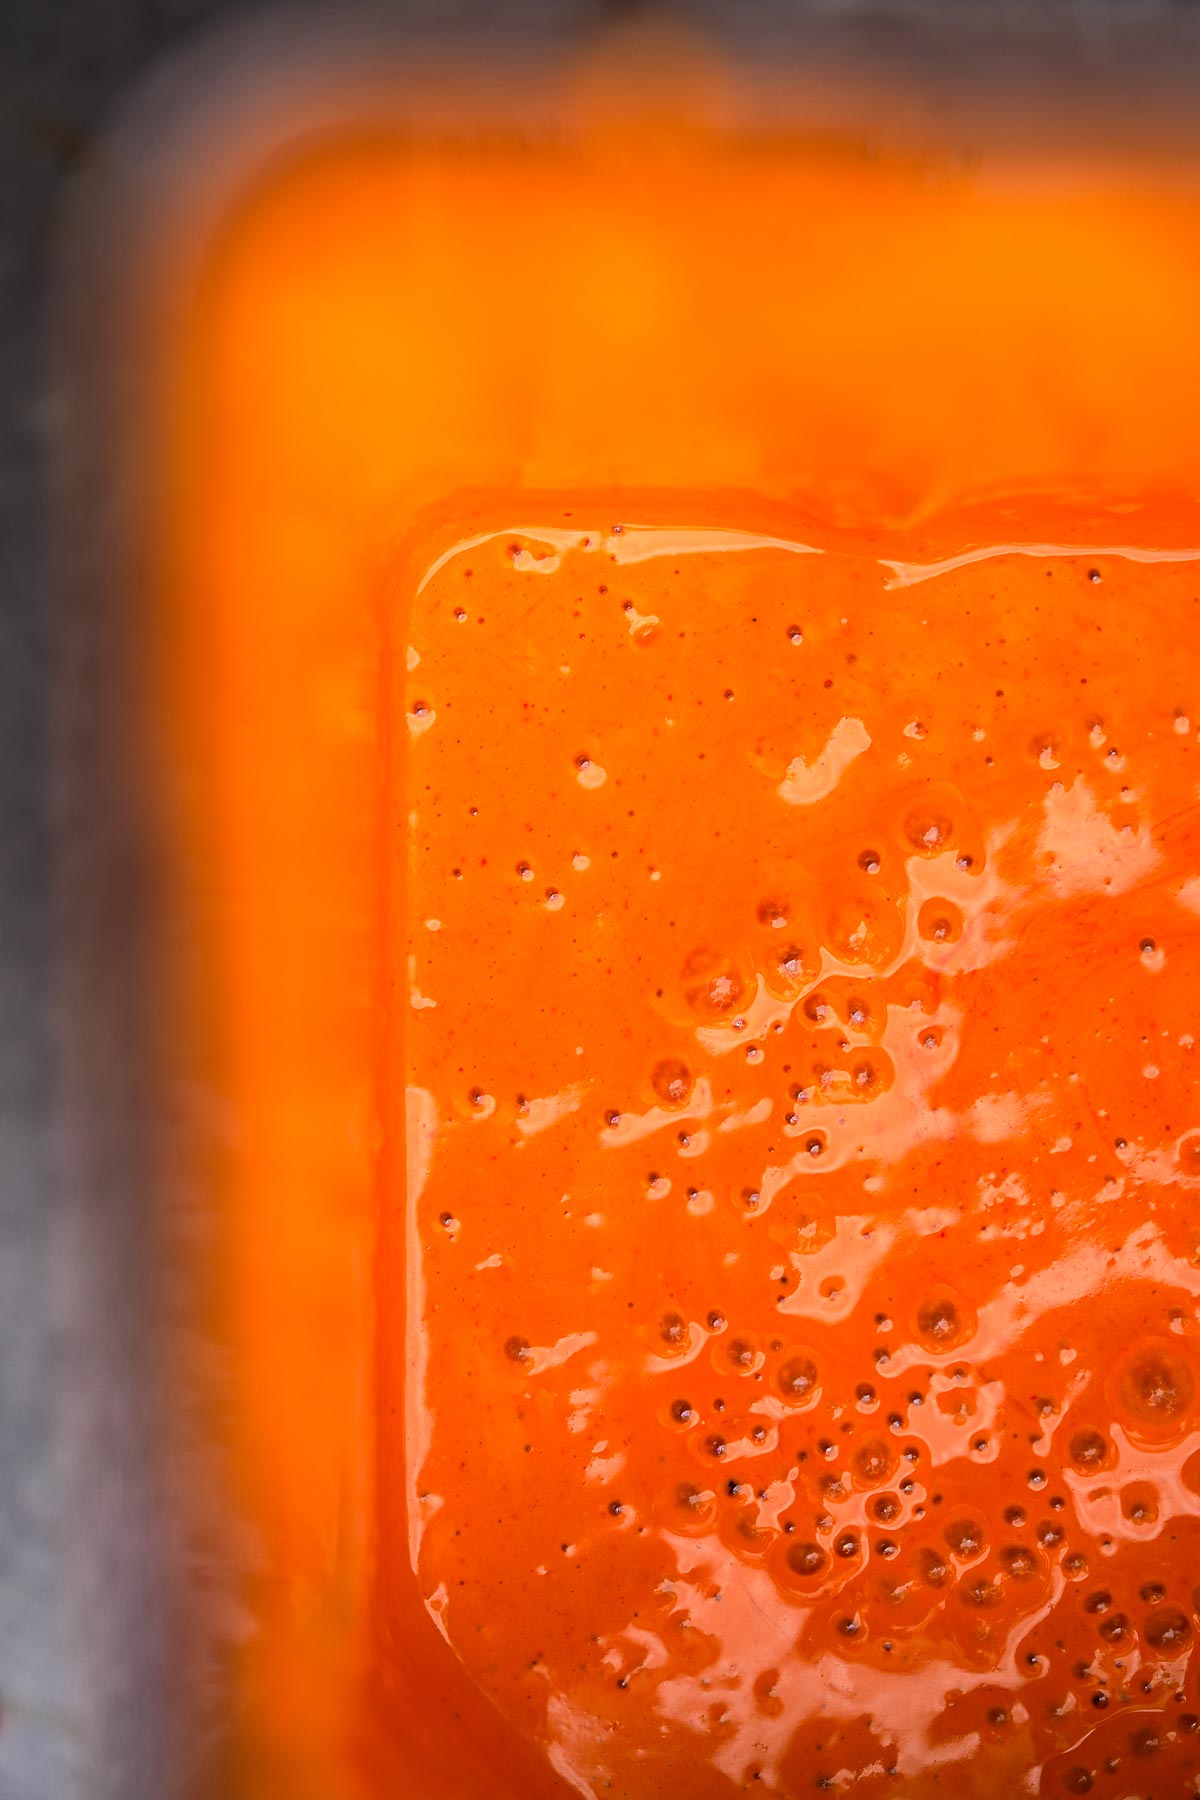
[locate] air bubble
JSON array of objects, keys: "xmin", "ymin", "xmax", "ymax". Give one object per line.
[
  {"xmin": 505, "ymin": 1336, "xmax": 532, "ymax": 1363},
  {"xmin": 787, "ymin": 1541, "xmax": 827, "ymax": 1577},
  {"xmin": 944, "ymin": 1517, "xmax": 985, "ymax": 1560},
  {"xmin": 1116, "ymin": 1343, "xmax": 1195, "ymax": 1436},
  {"xmin": 1002, "ymin": 1545, "xmax": 1037, "ymax": 1580},
  {"xmin": 917, "ymin": 899, "xmax": 963, "ymax": 945},
  {"xmin": 777, "ymin": 1355, "xmax": 819, "ymax": 1405},
  {"xmin": 651, "ymin": 1058, "xmax": 692, "ymax": 1106},
  {"xmin": 1069, "ymin": 1429, "xmax": 1110, "ymax": 1472},
  {"xmin": 670, "ymin": 1399, "xmax": 695, "ymax": 1424},
  {"xmin": 919, "ymin": 1548, "xmax": 949, "ymax": 1587},
  {"xmin": 757, "ymin": 897, "xmax": 790, "ymax": 929},
  {"xmin": 727, "ymin": 1338, "xmax": 755, "ymax": 1369},
  {"xmin": 916, "ymin": 1293, "xmax": 973, "ymax": 1351},
  {"xmin": 682, "ymin": 947, "xmax": 746, "ymax": 1018},
  {"xmin": 858, "ymin": 849, "xmax": 881, "ymax": 874},
  {"xmin": 1144, "ymin": 1607, "xmax": 1191, "ymax": 1653},
  {"xmin": 826, "ymin": 890, "xmax": 902, "ymax": 965},
  {"xmin": 854, "ymin": 1438, "xmax": 895, "ymax": 1484},
  {"xmin": 775, "ymin": 944, "xmax": 809, "ymax": 987},
  {"xmin": 1175, "ymin": 1132, "xmax": 1200, "ymax": 1175},
  {"xmin": 660, "ymin": 1313, "xmax": 688, "ymax": 1346},
  {"xmin": 904, "ymin": 808, "xmax": 953, "ymax": 854},
  {"xmin": 834, "ymin": 1531, "xmax": 861, "ymax": 1559}
]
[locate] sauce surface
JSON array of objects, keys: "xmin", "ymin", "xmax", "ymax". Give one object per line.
[{"xmin": 401, "ymin": 516, "xmax": 1200, "ymax": 1798}]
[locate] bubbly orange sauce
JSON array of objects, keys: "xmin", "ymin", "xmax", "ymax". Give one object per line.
[
  {"xmin": 400, "ymin": 517, "xmax": 1200, "ymax": 1798},
  {"xmin": 147, "ymin": 46, "xmax": 1200, "ymax": 1800}
]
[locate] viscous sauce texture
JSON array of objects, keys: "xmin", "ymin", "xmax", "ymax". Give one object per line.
[{"xmin": 400, "ymin": 517, "xmax": 1200, "ymax": 1798}]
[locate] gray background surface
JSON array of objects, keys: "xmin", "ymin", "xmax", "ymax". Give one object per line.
[{"xmin": 4, "ymin": 3, "xmax": 1200, "ymax": 1798}]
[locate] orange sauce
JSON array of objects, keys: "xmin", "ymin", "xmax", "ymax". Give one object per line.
[
  {"xmin": 144, "ymin": 46, "xmax": 1200, "ymax": 1798},
  {"xmin": 401, "ymin": 515, "xmax": 1200, "ymax": 1798}
]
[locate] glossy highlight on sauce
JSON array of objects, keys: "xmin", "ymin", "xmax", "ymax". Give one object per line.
[{"xmin": 402, "ymin": 520, "xmax": 1200, "ymax": 1798}]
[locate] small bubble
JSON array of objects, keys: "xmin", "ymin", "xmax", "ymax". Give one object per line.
[
  {"xmin": 670, "ymin": 1398, "xmax": 695, "ymax": 1424},
  {"xmin": 787, "ymin": 625, "xmax": 804, "ymax": 645},
  {"xmin": 1144, "ymin": 1607, "xmax": 1191, "ymax": 1653},
  {"xmin": 516, "ymin": 861, "xmax": 534, "ymax": 881},
  {"xmin": 918, "ymin": 899, "xmax": 963, "ymax": 944},
  {"xmin": 852, "ymin": 1060, "xmax": 879, "ymax": 1093},
  {"xmin": 787, "ymin": 1540, "xmax": 827, "ymax": 1577},
  {"xmin": 962, "ymin": 1576, "xmax": 1003, "ymax": 1609},
  {"xmin": 1002, "ymin": 1545, "xmax": 1038, "ymax": 1580},
  {"xmin": 651, "ymin": 1058, "xmax": 692, "ymax": 1106},
  {"xmin": 916, "ymin": 1294, "xmax": 970, "ymax": 1350},
  {"xmin": 1098, "ymin": 1612, "xmax": 1130, "ymax": 1644},
  {"xmin": 1064, "ymin": 1770, "xmax": 1093, "ymax": 1795},
  {"xmin": 858, "ymin": 849, "xmax": 881, "ymax": 875},
  {"xmin": 1117, "ymin": 1344, "xmax": 1195, "ymax": 1432},
  {"xmin": 919, "ymin": 1548, "xmax": 949, "ymax": 1587},
  {"xmin": 834, "ymin": 1531, "xmax": 860, "ymax": 1559},
  {"xmin": 1087, "ymin": 568, "xmax": 1102, "ymax": 583},
  {"xmin": 660, "ymin": 1313, "xmax": 687, "ymax": 1347},
  {"xmin": 682, "ymin": 947, "xmax": 745, "ymax": 1018},
  {"xmin": 944, "ymin": 1518, "xmax": 985, "ymax": 1560},
  {"xmin": 757, "ymin": 897, "xmax": 790, "ymax": 929},
  {"xmin": 854, "ymin": 1438, "xmax": 894, "ymax": 1484},
  {"xmin": 778, "ymin": 1355, "xmax": 819, "ymax": 1404},
  {"xmin": 1069, "ymin": 1429, "xmax": 1110, "ymax": 1472},
  {"xmin": 872, "ymin": 1493, "xmax": 900, "ymax": 1523},
  {"xmin": 505, "ymin": 1336, "xmax": 531, "ymax": 1363},
  {"xmin": 727, "ymin": 1337, "xmax": 755, "ymax": 1368},
  {"xmin": 904, "ymin": 809, "xmax": 953, "ymax": 854}
]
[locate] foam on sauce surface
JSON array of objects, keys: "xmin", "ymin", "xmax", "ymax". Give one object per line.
[{"xmin": 399, "ymin": 518, "xmax": 1200, "ymax": 1798}]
